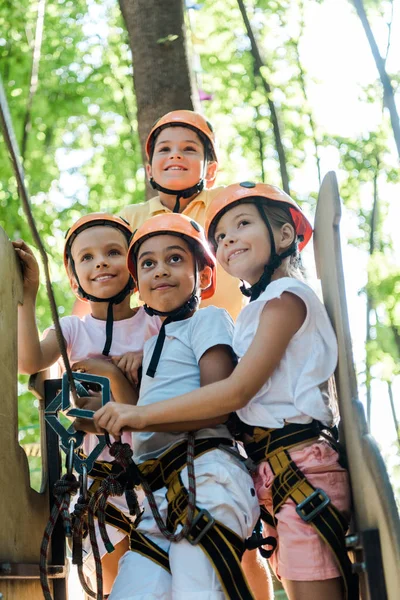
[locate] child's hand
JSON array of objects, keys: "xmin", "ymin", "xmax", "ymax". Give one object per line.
[
  {"xmin": 111, "ymin": 351, "xmax": 143, "ymax": 385},
  {"xmin": 74, "ymin": 389, "xmax": 103, "ymax": 411},
  {"xmin": 94, "ymin": 403, "xmax": 145, "ymax": 437},
  {"xmin": 12, "ymin": 240, "xmax": 40, "ymax": 298},
  {"xmin": 73, "ymin": 417, "xmax": 98, "ymax": 434}
]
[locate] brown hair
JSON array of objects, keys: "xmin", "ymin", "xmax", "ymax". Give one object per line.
[{"xmin": 260, "ymin": 200, "xmax": 305, "ymax": 280}]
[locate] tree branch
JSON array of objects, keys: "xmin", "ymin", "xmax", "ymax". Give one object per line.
[
  {"xmin": 21, "ymin": 0, "xmax": 46, "ymax": 160},
  {"xmin": 236, "ymin": 0, "xmax": 290, "ymax": 193},
  {"xmin": 351, "ymin": 0, "xmax": 400, "ymax": 159}
]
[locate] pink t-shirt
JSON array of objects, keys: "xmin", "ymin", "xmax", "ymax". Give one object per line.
[{"xmin": 47, "ymin": 308, "xmax": 161, "ymax": 461}]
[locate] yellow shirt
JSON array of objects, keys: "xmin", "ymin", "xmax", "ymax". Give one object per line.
[{"xmin": 120, "ymin": 188, "xmax": 246, "ymax": 320}]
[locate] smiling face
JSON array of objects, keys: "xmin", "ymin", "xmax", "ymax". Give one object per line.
[
  {"xmin": 214, "ymin": 203, "xmax": 273, "ymax": 285},
  {"xmin": 136, "ymin": 233, "xmax": 211, "ymax": 315},
  {"xmin": 146, "ymin": 126, "xmax": 216, "ymax": 191},
  {"xmin": 69, "ymin": 226, "xmax": 130, "ymax": 299}
]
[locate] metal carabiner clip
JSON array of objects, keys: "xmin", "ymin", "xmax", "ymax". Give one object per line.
[
  {"xmin": 66, "ymin": 438, "xmax": 75, "ymax": 477},
  {"xmin": 80, "ymin": 463, "xmax": 88, "ymax": 501}
]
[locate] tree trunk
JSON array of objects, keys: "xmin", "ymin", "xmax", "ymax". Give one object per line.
[
  {"xmin": 118, "ymin": 0, "xmax": 198, "ymax": 178},
  {"xmin": 352, "ymin": 0, "xmax": 400, "ymax": 159}
]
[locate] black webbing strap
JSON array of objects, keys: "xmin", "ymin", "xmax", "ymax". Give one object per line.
[
  {"xmin": 268, "ymin": 448, "xmax": 358, "ymax": 600},
  {"xmin": 166, "ymin": 474, "xmax": 254, "ymax": 600},
  {"xmin": 241, "ymin": 420, "xmax": 321, "ymax": 464},
  {"xmin": 137, "ymin": 437, "xmax": 234, "ymax": 492},
  {"xmin": 129, "ymin": 528, "xmax": 171, "ymax": 574}
]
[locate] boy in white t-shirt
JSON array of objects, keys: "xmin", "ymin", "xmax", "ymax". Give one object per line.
[
  {"xmin": 14, "ymin": 213, "xmax": 160, "ymax": 596},
  {"xmin": 94, "ymin": 213, "xmax": 260, "ymax": 599},
  {"xmin": 95, "ymin": 184, "xmax": 357, "ymax": 600}
]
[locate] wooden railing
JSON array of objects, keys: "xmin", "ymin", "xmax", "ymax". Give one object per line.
[{"xmin": 315, "ymin": 172, "xmax": 400, "ymax": 600}]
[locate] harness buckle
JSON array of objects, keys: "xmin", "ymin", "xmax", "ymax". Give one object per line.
[
  {"xmin": 295, "ymin": 488, "xmax": 330, "ymax": 522},
  {"xmin": 187, "ymin": 509, "xmax": 215, "ymax": 545}
]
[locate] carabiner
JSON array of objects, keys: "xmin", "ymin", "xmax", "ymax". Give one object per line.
[{"xmin": 66, "ymin": 438, "xmax": 75, "ymax": 477}]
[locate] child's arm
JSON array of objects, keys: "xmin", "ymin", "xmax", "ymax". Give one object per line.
[
  {"xmin": 92, "ymin": 342, "xmax": 235, "ymax": 437},
  {"xmin": 94, "ymin": 293, "xmax": 306, "ymax": 434},
  {"xmin": 13, "ymin": 240, "xmax": 61, "ymax": 374},
  {"xmin": 72, "ymin": 358, "xmax": 138, "ymax": 405}
]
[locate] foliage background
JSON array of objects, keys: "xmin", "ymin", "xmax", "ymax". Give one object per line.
[{"xmin": 0, "ymin": 0, "xmax": 399, "ymax": 497}]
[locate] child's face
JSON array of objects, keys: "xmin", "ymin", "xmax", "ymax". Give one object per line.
[
  {"xmin": 146, "ymin": 126, "xmax": 216, "ymax": 191},
  {"xmin": 136, "ymin": 234, "xmax": 198, "ymax": 313},
  {"xmin": 70, "ymin": 226, "xmax": 130, "ymax": 298},
  {"xmin": 214, "ymin": 203, "xmax": 273, "ymax": 285}
]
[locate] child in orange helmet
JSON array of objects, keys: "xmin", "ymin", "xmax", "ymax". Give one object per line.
[
  {"xmin": 119, "ymin": 110, "xmax": 246, "ymax": 322},
  {"xmin": 14, "ymin": 214, "xmax": 160, "ymax": 596},
  {"xmin": 95, "ymin": 183, "xmax": 357, "ymax": 600},
  {"xmin": 93, "ymin": 213, "xmax": 260, "ymax": 599}
]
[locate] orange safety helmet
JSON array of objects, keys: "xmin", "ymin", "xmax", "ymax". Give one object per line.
[
  {"xmin": 63, "ymin": 213, "xmax": 133, "ymax": 356},
  {"xmin": 64, "ymin": 213, "xmax": 133, "ymax": 272},
  {"xmin": 127, "ymin": 213, "xmax": 216, "ymax": 300},
  {"xmin": 145, "ymin": 110, "xmax": 218, "ymax": 164},
  {"xmin": 205, "ymin": 182, "xmax": 313, "ymax": 252}
]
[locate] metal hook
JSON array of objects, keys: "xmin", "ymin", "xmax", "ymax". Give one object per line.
[
  {"xmin": 80, "ymin": 464, "xmax": 88, "ymax": 501},
  {"xmin": 66, "ymin": 438, "xmax": 75, "ymax": 476}
]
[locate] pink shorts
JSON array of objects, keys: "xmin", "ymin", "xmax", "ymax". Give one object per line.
[{"xmin": 253, "ymin": 440, "xmax": 351, "ymax": 582}]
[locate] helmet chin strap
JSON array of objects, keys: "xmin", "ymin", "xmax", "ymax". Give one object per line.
[
  {"xmin": 239, "ymin": 203, "xmax": 297, "ymax": 302},
  {"xmin": 144, "ymin": 292, "xmax": 199, "ymax": 378},
  {"xmin": 67, "ymin": 247, "xmax": 134, "ymax": 356},
  {"xmin": 149, "ymin": 141, "xmax": 209, "ymax": 213},
  {"xmin": 142, "ymin": 264, "xmax": 200, "ymax": 378},
  {"xmin": 149, "ymin": 178, "xmax": 204, "ymax": 213}
]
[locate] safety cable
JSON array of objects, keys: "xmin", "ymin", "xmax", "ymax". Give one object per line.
[{"xmin": 0, "ymin": 73, "xmax": 79, "ymax": 403}]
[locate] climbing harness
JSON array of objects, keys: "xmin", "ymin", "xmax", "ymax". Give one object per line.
[
  {"xmin": 227, "ymin": 413, "xmax": 359, "ymax": 600},
  {"xmin": 129, "ymin": 436, "xmax": 255, "ymax": 600}
]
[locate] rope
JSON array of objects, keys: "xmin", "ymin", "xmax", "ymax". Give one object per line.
[
  {"xmin": 0, "ymin": 73, "xmax": 79, "ymax": 403},
  {"xmin": 139, "ymin": 432, "xmax": 197, "ymax": 542},
  {"xmin": 71, "ymin": 494, "xmax": 97, "ymax": 599},
  {"xmin": 82, "ymin": 442, "xmax": 139, "ymax": 600},
  {"xmin": 39, "ymin": 474, "xmax": 79, "ymax": 600}
]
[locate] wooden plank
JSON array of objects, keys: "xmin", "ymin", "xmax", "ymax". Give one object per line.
[{"xmin": 314, "ymin": 172, "xmax": 400, "ymax": 600}]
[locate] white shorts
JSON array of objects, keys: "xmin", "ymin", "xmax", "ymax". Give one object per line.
[{"xmin": 109, "ymin": 448, "xmax": 260, "ymax": 600}]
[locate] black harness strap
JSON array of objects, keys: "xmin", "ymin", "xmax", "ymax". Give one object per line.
[
  {"xmin": 129, "ymin": 528, "xmax": 171, "ymax": 573},
  {"xmin": 138, "ymin": 437, "xmax": 233, "ymax": 491}
]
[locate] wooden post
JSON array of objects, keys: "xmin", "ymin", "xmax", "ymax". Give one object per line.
[
  {"xmin": 0, "ymin": 226, "xmax": 62, "ymax": 598},
  {"xmin": 314, "ymin": 172, "xmax": 400, "ymax": 600}
]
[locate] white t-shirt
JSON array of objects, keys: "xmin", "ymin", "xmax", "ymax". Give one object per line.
[
  {"xmin": 234, "ymin": 278, "xmax": 338, "ymax": 429},
  {"xmin": 134, "ymin": 306, "xmax": 234, "ymax": 463},
  {"xmin": 47, "ymin": 308, "xmax": 161, "ymax": 461}
]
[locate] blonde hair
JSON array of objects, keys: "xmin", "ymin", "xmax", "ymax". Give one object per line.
[{"xmin": 260, "ymin": 200, "xmax": 305, "ymax": 280}]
